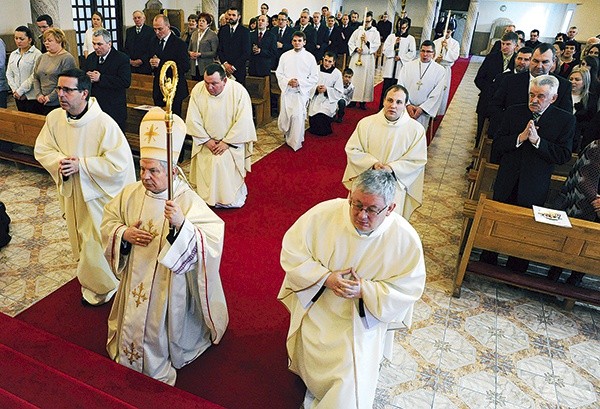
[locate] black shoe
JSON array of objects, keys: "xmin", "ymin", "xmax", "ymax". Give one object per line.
[
  {"xmin": 347, "ymin": 102, "xmax": 356, "ymax": 108},
  {"xmin": 359, "ymin": 102, "xmax": 367, "ymax": 110}
]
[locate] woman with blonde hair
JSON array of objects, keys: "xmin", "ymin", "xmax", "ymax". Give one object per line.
[
  {"xmin": 570, "ymin": 66, "xmax": 598, "ymax": 151},
  {"xmin": 32, "ymin": 28, "xmax": 76, "ymax": 115}
]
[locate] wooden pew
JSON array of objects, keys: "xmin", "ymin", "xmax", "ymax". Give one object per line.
[
  {"xmin": 270, "ymin": 71, "xmax": 281, "ymax": 114},
  {"xmin": 245, "ymin": 75, "xmax": 271, "ymax": 126},
  {"xmin": 454, "ymin": 195, "xmax": 600, "ymax": 307},
  {"xmin": 0, "ymin": 108, "xmax": 46, "ymax": 168}
]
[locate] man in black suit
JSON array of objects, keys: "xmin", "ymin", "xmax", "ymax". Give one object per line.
[
  {"xmin": 149, "ymin": 14, "xmax": 190, "ymax": 117},
  {"xmin": 483, "ymin": 75, "xmax": 575, "ymax": 271},
  {"xmin": 474, "ymin": 32, "xmax": 518, "ymax": 145},
  {"xmin": 488, "ymin": 43, "xmax": 573, "ymax": 141},
  {"xmin": 217, "ymin": 7, "xmax": 251, "ymax": 85},
  {"xmin": 314, "ymin": 15, "xmax": 331, "ymax": 62},
  {"xmin": 524, "ymin": 29, "xmax": 541, "ymax": 49},
  {"xmin": 271, "ymin": 11, "xmax": 294, "ymax": 69},
  {"xmin": 85, "ymin": 28, "xmax": 131, "ymax": 131},
  {"xmin": 295, "ymin": 10, "xmax": 317, "ymax": 57},
  {"xmin": 322, "ymin": 15, "xmax": 345, "ymax": 58},
  {"xmin": 249, "ymin": 15, "xmax": 276, "ymax": 77},
  {"xmin": 123, "ymin": 10, "xmax": 154, "ymax": 74}
]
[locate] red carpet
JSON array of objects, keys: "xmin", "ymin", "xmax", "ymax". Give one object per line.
[{"xmin": 14, "ymin": 61, "xmax": 470, "ymax": 408}]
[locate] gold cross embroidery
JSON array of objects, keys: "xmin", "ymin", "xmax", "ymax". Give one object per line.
[
  {"xmin": 144, "ymin": 124, "xmax": 159, "ymax": 143},
  {"xmin": 123, "ymin": 342, "xmax": 141, "ymax": 365},
  {"xmin": 140, "ymin": 219, "xmax": 160, "ymax": 238},
  {"xmin": 132, "ymin": 282, "xmax": 148, "ymax": 307}
]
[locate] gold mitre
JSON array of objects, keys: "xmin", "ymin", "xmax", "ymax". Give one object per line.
[{"xmin": 139, "ymin": 107, "xmax": 186, "ymax": 162}]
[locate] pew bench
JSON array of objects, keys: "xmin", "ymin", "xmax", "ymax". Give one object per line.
[
  {"xmin": 0, "ymin": 108, "xmax": 46, "ymax": 168},
  {"xmin": 454, "ymin": 195, "xmax": 600, "ymax": 307},
  {"xmin": 246, "ymin": 75, "xmax": 271, "ymax": 126}
]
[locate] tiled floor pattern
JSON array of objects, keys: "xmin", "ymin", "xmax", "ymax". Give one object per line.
[{"xmin": 1, "ymin": 60, "xmax": 599, "ymax": 408}]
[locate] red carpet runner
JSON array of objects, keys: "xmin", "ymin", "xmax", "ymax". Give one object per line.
[{"xmin": 14, "ymin": 58, "xmax": 470, "ymax": 409}]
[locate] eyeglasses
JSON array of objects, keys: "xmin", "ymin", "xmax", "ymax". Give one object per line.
[
  {"xmin": 349, "ymin": 200, "xmax": 388, "ymax": 216},
  {"xmin": 54, "ymin": 86, "xmax": 80, "ymax": 93}
]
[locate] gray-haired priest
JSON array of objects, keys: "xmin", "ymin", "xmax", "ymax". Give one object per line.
[
  {"xmin": 101, "ymin": 107, "xmax": 228, "ymax": 385},
  {"xmin": 278, "ymin": 170, "xmax": 426, "ymax": 408}
]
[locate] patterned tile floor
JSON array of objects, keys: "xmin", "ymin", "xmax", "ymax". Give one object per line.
[{"xmin": 1, "ymin": 61, "xmax": 599, "ymax": 408}]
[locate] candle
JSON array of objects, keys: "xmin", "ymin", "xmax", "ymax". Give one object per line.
[
  {"xmin": 363, "ymin": 7, "xmax": 368, "ymax": 29},
  {"xmin": 443, "ymin": 10, "xmax": 452, "ymax": 35}
]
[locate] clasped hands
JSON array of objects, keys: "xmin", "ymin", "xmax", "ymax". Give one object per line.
[
  {"xmin": 373, "ymin": 162, "xmax": 393, "ymax": 172},
  {"xmin": 325, "ymin": 268, "xmax": 362, "ymax": 299},
  {"xmin": 59, "ymin": 157, "xmax": 79, "ymax": 177},
  {"xmin": 86, "ymin": 70, "xmax": 101, "ymax": 82},
  {"xmin": 123, "ymin": 201, "xmax": 184, "ymax": 246},
  {"xmin": 406, "ymin": 104, "xmax": 423, "ymax": 119},
  {"xmin": 518, "ymin": 120, "xmax": 540, "ymax": 145},
  {"xmin": 204, "ymin": 138, "xmax": 229, "ymax": 155}
]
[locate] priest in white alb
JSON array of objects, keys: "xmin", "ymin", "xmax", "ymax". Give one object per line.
[
  {"xmin": 276, "ymin": 31, "xmax": 319, "ymax": 151},
  {"xmin": 101, "ymin": 107, "xmax": 228, "ymax": 385},
  {"xmin": 398, "ymin": 40, "xmax": 446, "ymax": 128},
  {"xmin": 343, "ymin": 85, "xmax": 427, "ymax": 220},
  {"xmin": 347, "ymin": 11, "xmax": 380, "ymax": 110},
  {"xmin": 433, "ymin": 27, "xmax": 460, "ymax": 115},
  {"xmin": 34, "ymin": 68, "xmax": 136, "ymax": 306},
  {"xmin": 307, "ymin": 51, "xmax": 344, "ymax": 136},
  {"xmin": 279, "ymin": 170, "xmax": 426, "ymax": 408},
  {"xmin": 186, "ymin": 63, "xmax": 256, "ymax": 208}
]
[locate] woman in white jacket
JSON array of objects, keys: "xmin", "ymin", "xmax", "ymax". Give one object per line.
[{"xmin": 6, "ymin": 26, "xmax": 42, "ymax": 112}]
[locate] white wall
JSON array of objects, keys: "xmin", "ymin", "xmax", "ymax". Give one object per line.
[{"xmin": 0, "ymin": 2, "xmax": 33, "ymax": 34}]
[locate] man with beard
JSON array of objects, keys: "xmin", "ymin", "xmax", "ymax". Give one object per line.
[{"xmin": 217, "ymin": 7, "xmax": 251, "ymax": 85}]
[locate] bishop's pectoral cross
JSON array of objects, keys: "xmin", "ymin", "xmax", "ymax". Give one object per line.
[{"xmin": 416, "ymin": 80, "xmax": 423, "ymax": 90}]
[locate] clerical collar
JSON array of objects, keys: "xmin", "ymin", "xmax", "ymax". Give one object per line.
[
  {"xmin": 320, "ymin": 64, "xmax": 335, "ymax": 73},
  {"xmin": 354, "ymin": 227, "xmax": 373, "ymax": 236},
  {"xmin": 67, "ymin": 103, "xmax": 88, "ymax": 120}
]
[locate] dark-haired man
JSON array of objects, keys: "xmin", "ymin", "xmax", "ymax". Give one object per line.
[
  {"xmin": 524, "ymin": 29, "xmax": 541, "ymax": 49},
  {"xmin": 347, "ymin": 11, "xmax": 380, "ymax": 110},
  {"xmin": 36, "ymin": 14, "xmax": 53, "ymax": 53},
  {"xmin": 34, "ymin": 68, "xmax": 135, "ymax": 306},
  {"xmin": 217, "ymin": 7, "xmax": 251, "ymax": 85}
]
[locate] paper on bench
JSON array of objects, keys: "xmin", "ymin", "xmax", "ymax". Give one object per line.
[
  {"xmin": 133, "ymin": 105, "xmax": 157, "ymax": 111},
  {"xmin": 532, "ymin": 205, "xmax": 572, "ymax": 228}
]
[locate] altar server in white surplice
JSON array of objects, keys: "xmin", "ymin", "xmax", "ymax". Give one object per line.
[
  {"xmin": 276, "ymin": 31, "xmax": 319, "ymax": 151},
  {"xmin": 307, "ymin": 52, "xmax": 344, "ymax": 136},
  {"xmin": 433, "ymin": 28, "xmax": 460, "ymax": 115},
  {"xmin": 347, "ymin": 11, "xmax": 381, "ymax": 109},
  {"xmin": 279, "ymin": 170, "xmax": 426, "ymax": 408},
  {"xmin": 186, "ymin": 63, "xmax": 256, "ymax": 208},
  {"xmin": 102, "ymin": 107, "xmax": 228, "ymax": 386},
  {"xmin": 378, "ymin": 18, "xmax": 416, "ymax": 109},
  {"xmin": 398, "ymin": 40, "xmax": 446, "ymax": 128},
  {"xmin": 343, "ymin": 85, "xmax": 427, "ymax": 220},
  {"xmin": 34, "ymin": 68, "xmax": 136, "ymax": 306}
]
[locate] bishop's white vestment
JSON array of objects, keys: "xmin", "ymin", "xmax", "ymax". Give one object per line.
[
  {"xmin": 342, "ymin": 110, "xmax": 427, "ymax": 220},
  {"xmin": 186, "ymin": 78, "xmax": 256, "ymax": 208},
  {"xmin": 34, "ymin": 98, "xmax": 136, "ymax": 305},
  {"xmin": 398, "ymin": 59, "xmax": 446, "ymax": 128},
  {"xmin": 433, "ymin": 36, "xmax": 460, "ymax": 115},
  {"xmin": 102, "ymin": 177, "xmax": 228, "ymax": 386},
  {"xmin": 276, "ymin": 48, "xmax": 319, "ymax": 151},
  {"xmin": 278, "ymin": 199, "xmax": 426, "ymax": 408},
  {"xmin": 347, "ymin": 26, "xmax": 381, "ymax": 102}
]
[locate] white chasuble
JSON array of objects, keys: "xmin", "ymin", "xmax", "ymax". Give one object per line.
[{"xmin": 342, "ymin": 110, "xmax": 427, "ymax": 220}]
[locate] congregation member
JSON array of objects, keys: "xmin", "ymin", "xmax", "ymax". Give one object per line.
[
  {"xmin": 566, "ymin": 26, "xmax": 581, "ymax": 58},
  {"xmin": 275, "ymin": 31, "xmax": 319, "ymax": 151},
  {"xmin": 489, "ymin": 24, "xmax": 516, "ymax": 54},
  {"xmin": 557, "ymin": 40, "xmax": 579, "ymax": 78},
  {"xmin": 433, "ymin": 26, "xmax": 460, "ymax": 115},
  {"xmin": 570, "ymin": 67, "xmax": 598, "ymax": 151},
  {"xmin": 294, "ymin": 10, "xmax": 318, "ymax": 57},
  {"xmin": 524, "ymin": 29, "xmax": 541, "ymax": 49},
  {"xmin": 319, "ymin": 15, "xmax": 345, "ymax": 62},
  {"xmin": 307, "ymin": 52, "xmax": 344, "ymax": 136},
  {"xmin": 85, "ymin": 28, "xmax": 131, "ymax": 132},
  {"xmin": 249, "ymin": 15, "xmax": 276, "ymax": 77},
  {"xmin": 181, "ymin": 14, "xmax": 198, "ymax": 48},
  {"xmin": 336, "ymin": 67, "xmax": 354, "ymax": 123},
  {"xmin": 32, "ymin": 28, "xmax": 77, "ymax": 115},
  {"xmin": 489, "ymin": 43, "xmax": 573, "ymax": 140},
  {"xmin": 82, "ymin": 12, "xmax": 104, "ymax": 59},
  {"xmin": 482, "ymin": 75, "xmax": 575, "ymax": 270},
  {"xmin": 186, "ymin": 63, "xmax": 256, "ymax": 208},
  {"xmin": 398, "ymin": 40, "xmax": 446, "ymax": 129},
  {"xmin": 149, "ymin": 14, "xmax": 190, "ymax": 117},
  {"xmin": 279, "ymin": 169, "xmax": 426, "ymax": 408},
  {"xmin": 473, "ymin": 32, "xmax": 517, "ymax": 144},
  {"xmin": 34, "ymin": 68, "xmax": 136, "ymax": 306},
  {"xmin": 0, "ymin": 39, "xmax": 6, "ymax": 108},
  {"xmin": 347, "ymin": 11, "xmax": 381, "ymax": 110},
  {"xmin": 217, "ymin": 7, "xmax": 251, "ymax": 85},
  {"xmin": 343, "ymin": 85, "xmax": 427, "ymax": 220},
  {"xmin": 123, "ymin": 10, "xmax": 154, "ymax": 74},
  {"xmin": 6, "ymin": 26, "xmax": 42, "ymax": 112},
  {"xmin": 339, "ymin": 14, "xmax": 356, "ymax": 64},
  {"xmin": 271, "ymin": 11, "xmax": 293, "ymax": 68},
  {"xmin": 188, "ymin": 12, "xmax": 219, "ymax": 81},
  {"xmin": 102, "ymin": 107, "xmax": 228, "ymax": 386},
  {"xmin": 314, "ymin": 13, "xmax": 330, "ymax": 62},
  {"xmin": 376, "ymin": 12, "xmax": 392, "ymax": 45},
  {"xmin": 379, "ymin": 18, "xmax": 416, "ymax": 110},
  {"xmin": 35, "ymin": 14, "xmax": 53, "ymax": 53},
  {"xmin": 255, "ymin": 3, "xmax": 272, "ymax": 28}
]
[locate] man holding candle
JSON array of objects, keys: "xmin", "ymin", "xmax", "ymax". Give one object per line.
[{"xmin": 347, "ymin": 10, "xmax": 380, "ymax": 110}]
